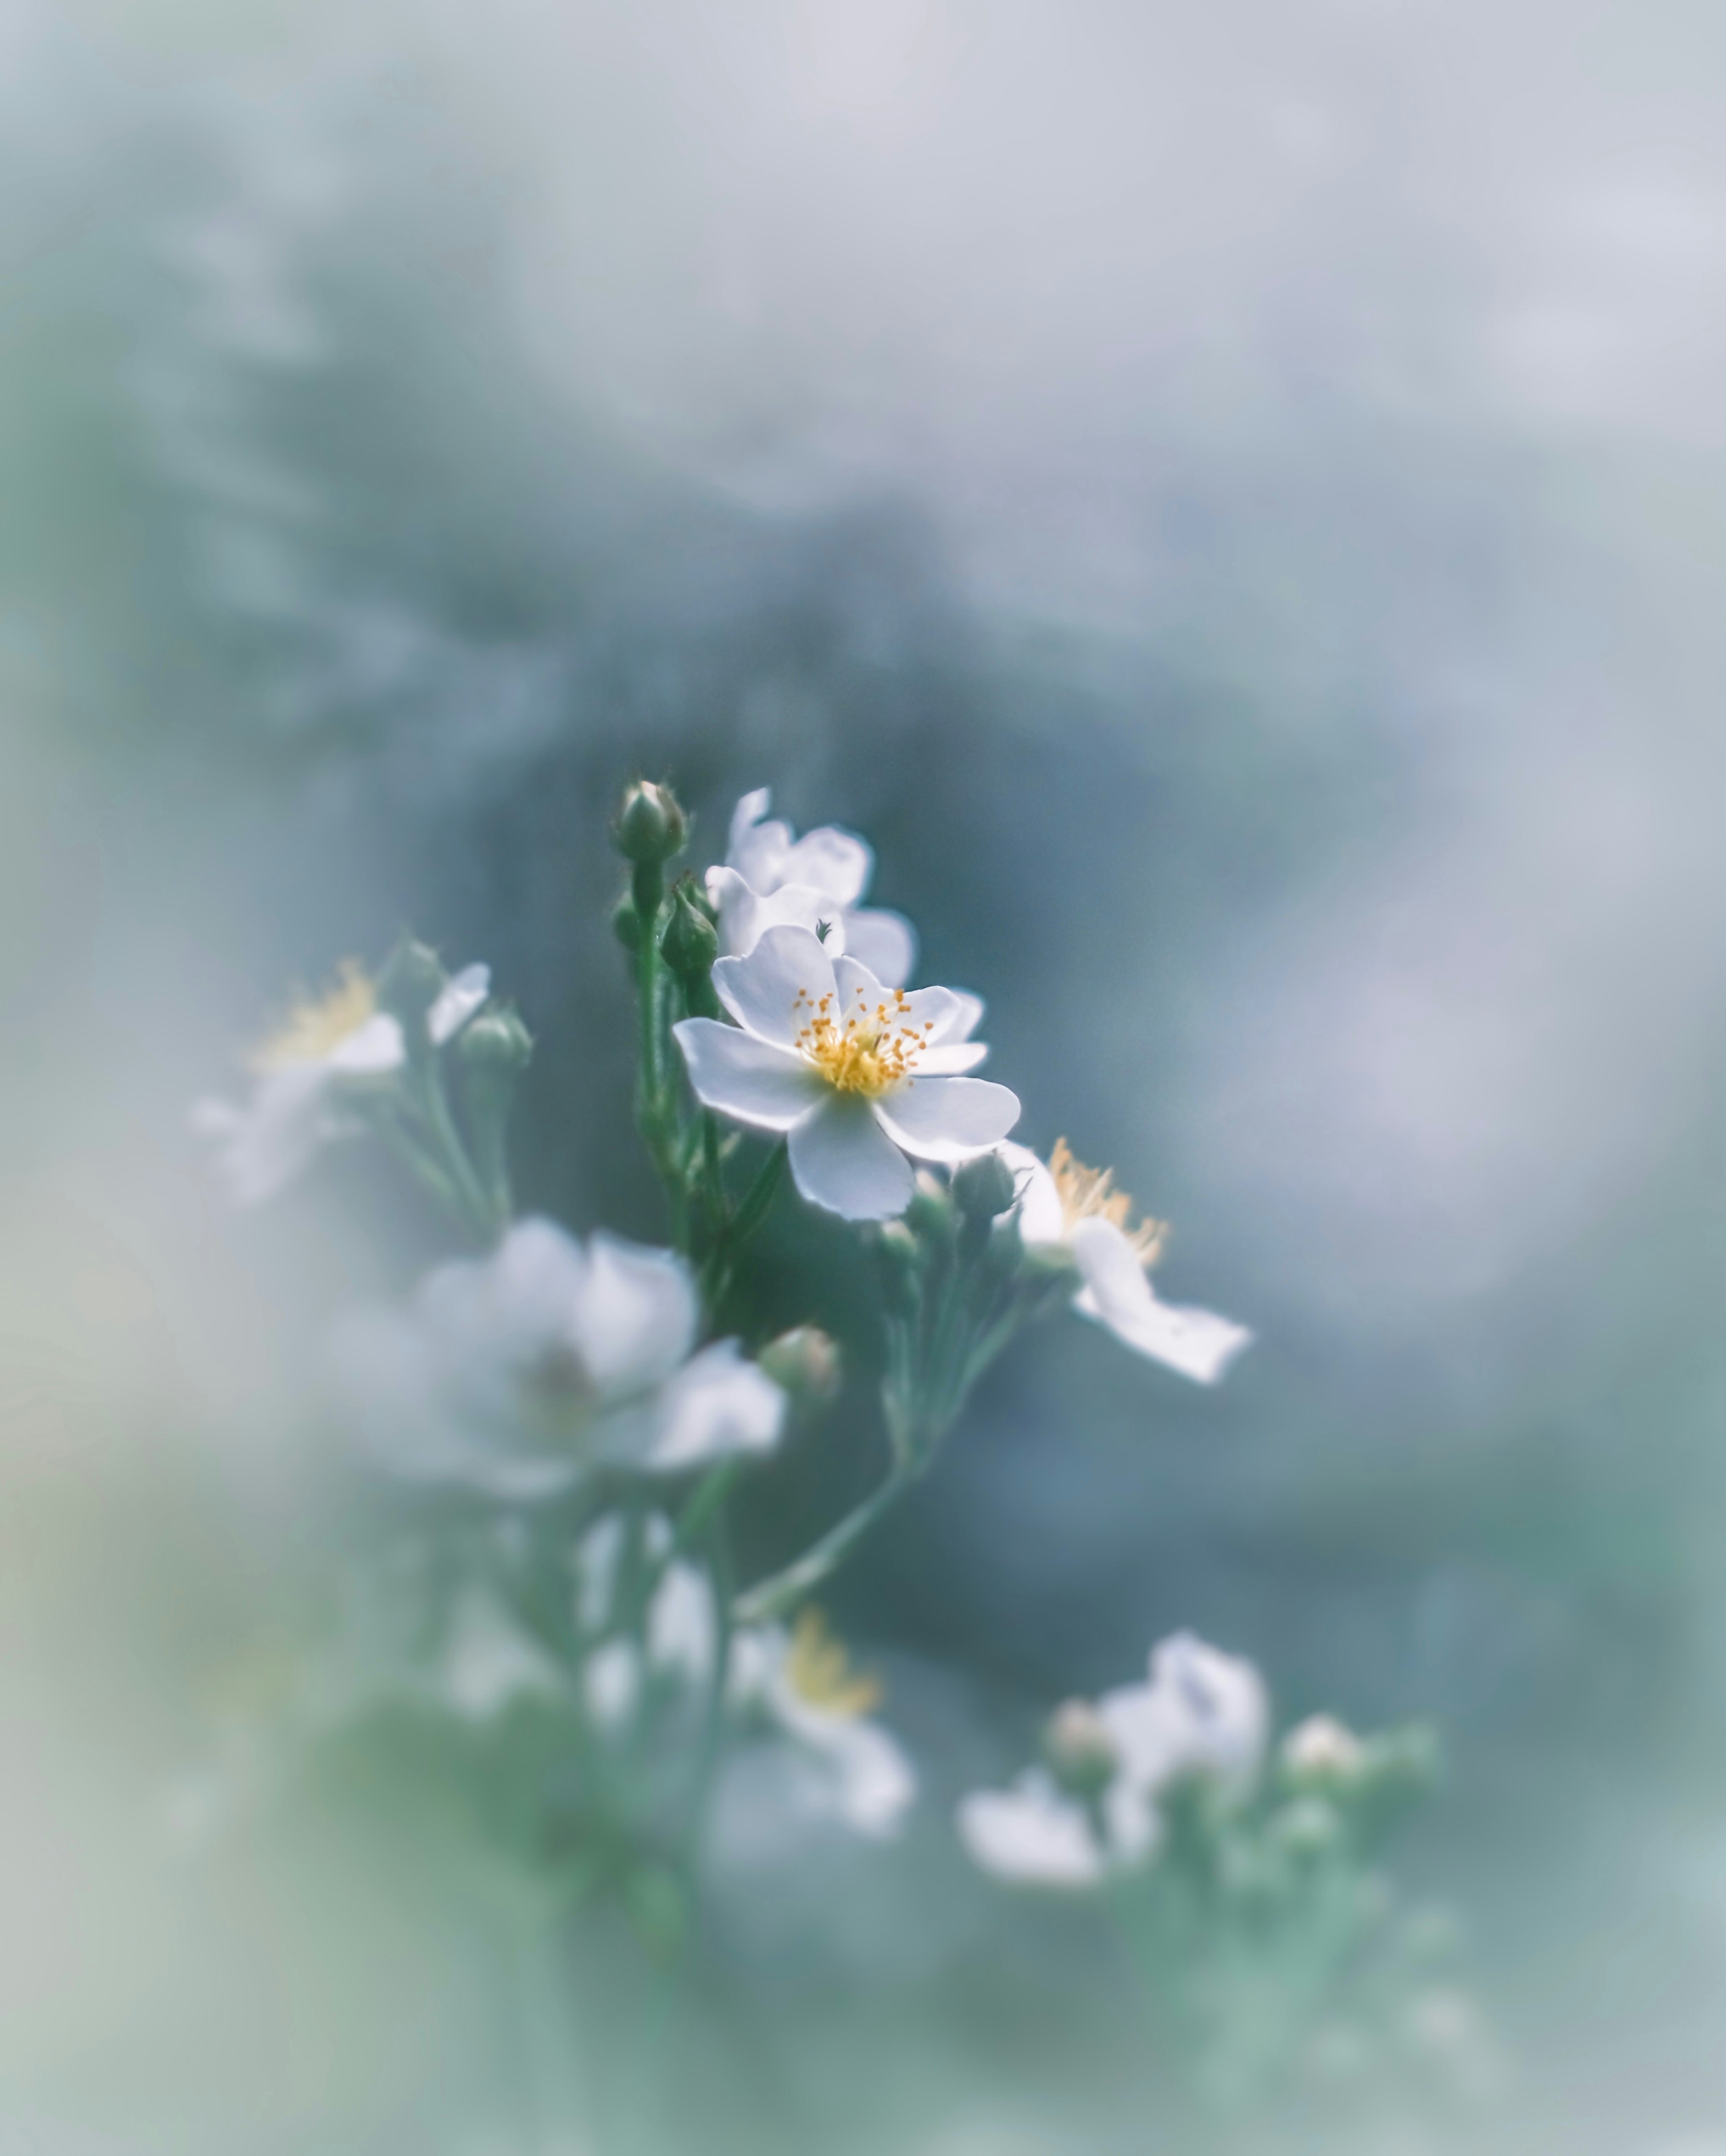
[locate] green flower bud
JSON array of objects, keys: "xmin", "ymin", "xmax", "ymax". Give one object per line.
[
  {"xmin": 663, "ymin": 879, "xmax": 720, "ymax": 978},
  {"xmin": 905, "ymin": 1176, "xmax": 956, "ymax": 1246},
  {"xmin": 374, "ymin": 937, "xmax": 447, "ymax": 1030},
  {"xmin": 457, "ymin": 1005, "xmax": 534, "ymax": 1082},
  {"xmin": 1042, "ymin": 1699, "xmax": 1118, "ymax": 1800},
  {"xmin": 952, "ymin": 1150, "xmax": 1018, "ymax": 1224},
  {"xmin": 759, "ymin": 1325, "xmax": 843, "ymax": 1409},
  {"xmin": 1268, "ymin": 1795, "xmax": 1343, "ymax": 1863},
  {"xmin": 613, "ymin": 780, "xmax": 688, "ymax": 867}
]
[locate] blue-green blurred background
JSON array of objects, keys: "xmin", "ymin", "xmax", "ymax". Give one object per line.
[{"xmin": 1, "ymin": 0, "xmax": 1722, "ymax": 2149}]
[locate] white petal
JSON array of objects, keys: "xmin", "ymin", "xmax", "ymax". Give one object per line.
[
  {"xmin": 713, "ymin": 924, "xmax": 837, "ymax": 1047},
  {"xmin": 1069, "ymin": 1217, "xmax": 1253, "ymax": 1384},
  {"xmin": 583, "ymin": 1640, "xmax": 641, "ymax": 1730},
  {"xmin": 995, "ymin": 1142, "xmax": 1066, "ymax": 1245},
  {"xmin": 778, "ymin": 823, "xmax": 872, "ymax": 906},
  {"xmin": 568, "ymin": 1232, "xmax": 700, "ymax": 1397},
  {"xmin": 940, "ymin": 990, "xmax": 985, "ymax": 1042},
  {"xmin": 647, "ymin": 1561, "xmax": 717, "ymax": 1688},
  {"xmin": 673, "ymin": 1019, "xmax": 826, "ymax": 1131},
  {"xmin": 822, "ymin": 1717, "xmax": 916, "ymax": 1839},
  {"xmin": 327, "ymin": 1011, "xmax": 406, "ymax": 1074},
  {"xmin": 957, "ymin": 1772, "xmax": 1105, "ymax": 1888},
  {"xmin": 726, "ymin": 793, "xmax": 793, "ymax": 889},
  {"xmin": 726, "ymin": 787, "xmax": 774, "ymax": 862},
  {"xmin": 829, "ymin": 951, "xmax": 885, "ymax": 1013},
  {"xmin": 872, "ymin": 1077, "xmax": 1021, "ymax": 1162},
  {"xmin": 626, "ymin": 1339, "xmax": 786, "ymax": 1471},
  {"xmin": 708, "ymin": 869, "xmax": 847, "ymax": 961},
  {"xmin": 1147, "ymin": 1631, "xmax": 1270, "ymax": 1789},
  {"xmin": 910, "ymin": 1042, "xmax": 989, "ymax": 1075},
  {"xmin": 195, "ymin": 1068, "xmax": 347, "ymax": 1204},
  {"xmin": 840, "ymin": 906, "xmax": 916, "ymax": 988},
  {"xmin": 788, "ymin": 1096, "xmax": 915, "ymax": 1219},
  {"xmin": 1102, "ymin": 1776, "xmax": 1163, "ymax": 1868},
  {"xmin": 427, "ymin": 963, "xmax": 490, "ymax": 1044},
  {"xmin": 828, "ymin": 962, "xmax": 971, "ymax": 1054}
]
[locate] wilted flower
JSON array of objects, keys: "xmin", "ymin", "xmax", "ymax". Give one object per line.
[
  {"xmin": 193, "ymin": 959, "xmax": 490, "ymax": 1204},
  {"xmin": 675, "ymin": 925, "xmax": 1019, "ymax": 1220},
  {"xmin": 998, "ymin": 1138, "xmax": 1251, "ymax": 1383},
  {"xmin": 705, "ymin": 787, "xmax": 919, "ymax": 987},
  {"xmin": 729, "ymin": 1608, "xmax": 916, "ymax": 1839},
  {"xmin": 334, "ymin": 1218, "xmax": 785, "ymax": 1499},
  {"xmin": 958, "ymin": 1631, "xmax": 1268, "ymax": 1890}
]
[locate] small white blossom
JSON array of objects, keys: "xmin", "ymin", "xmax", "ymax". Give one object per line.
[
  {"xmin": 1281, "ymin": 1712, "xmax": 1366, "ymax": 1780},
  {"xmin": 334, "ymin": 1217, "xmax": 786, "ymax": 1499},
  {"xmin": 675, "ymin": 925, "xmax": 1019, "ymax": 1220},
  {"xmin": 958, "ymin": 1631, "xmax": 1268, "ymax": 1891},
  {"xmin": 998, "ymin": 1138, "xmax": 1251, "ymax": 1383},
  {"xmin": 729, "ymin": 1609, "xmax": 916, "ymax": 1840},
  {"xmin": 706, "ymin": 787, "xmax": 918, "ymax": 987},
  {"xmin": 193, "ymin": 960, "xmax": 491, "ymax": 1205}
]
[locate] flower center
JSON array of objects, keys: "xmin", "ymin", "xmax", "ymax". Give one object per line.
[
  {"xmin": 792, "ymin": 983, "xmax": 931, "ymax": 1099},
  {"xmin": 786, "ymin": 1608, "xmax": 882, "ymax": 1719},
  {"xmin": 250, "ymin": 961, "xmax": 377, "ymax": 1071},
  {"xmin": 1049, "ymin": 1138, "xmax": 1165, "ymax": 1265}
]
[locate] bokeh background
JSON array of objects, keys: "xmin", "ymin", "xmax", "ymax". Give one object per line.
[{"xmin": 1, "ymin": 0, "xmax": 1723, "ymax": 2149}]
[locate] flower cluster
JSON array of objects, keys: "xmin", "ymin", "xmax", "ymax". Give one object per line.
[{"xmin": 187, "ymin": 776, "xmax": 1467, "ymax": 2127}]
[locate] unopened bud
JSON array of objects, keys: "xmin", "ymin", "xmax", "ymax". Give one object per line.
[
  {"xmin": 952, "ymin": 1150, "xmax": 1018, "ymax": 1224},
  {"xmin": 374, "ymin": 937, "xmax": 447, "ymax": 1033},
  {"xmin": 1280, "ymin": 1713, "xmax": 1366, "ymax": 1789},
  {"xmin": 613, "ymin": 780, "xmax": 688, "ymax": 867},
  {"xmin": 905, "ymin": 1176, "xmax": 956, "ymax": 1246},
  {"xmin": 612, "ymin": 894, "xmax": 642, "ymax": 951},
  {"xmin": 457, "ymin": 1005, "xmax": 533, "ymax": 1081},
  {"xmin": 759, "ymin": 1325, "xmax": 842, "ymax": 1408},
  {"xmin": 663, "ymin": 880, "xmax": 720, "ymax": 978},
  {"xmin": 1042, "ymin": 1698, "xmax": 1118, "ymax": 1799}
]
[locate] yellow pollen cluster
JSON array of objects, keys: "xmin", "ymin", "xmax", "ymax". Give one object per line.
[
  {"xmin": 250, "ymin": 960, "xmax": 377, "ymax": 1072},
  {"xmin": 786, "ymin": 1608, "xmax": 883, "ymax": 1720},
  {"xmin": 792, "ymin": 982, "xmax": 930, "ymax": 1099},
  {"xmin": 1049, "ymin": 1137, "xmax": 1166, "ymax": 1266}
]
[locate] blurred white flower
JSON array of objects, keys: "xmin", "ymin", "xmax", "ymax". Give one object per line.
[
  {"xmin": 192, "ymin": 959, "xmax": 490, "ymax": 1205},
  {"xmin": 675, "ymin": 925, "xmax": 1018, "ymax": 1219},
  {"xmin": 729, "ymin": 1608, "xmax": 916, "ymax": 1839},
  {"xmin": 999, "ymin": 1138, "xmax": 1251, "ymax": 1383},
  {"xmin": 1281, "ymin": 1712, "xmax": 1366, "ymax": 1780},
  {"xmin": 706, "ymin": 786, "xmax": 919, "ymax": 987},
  {"xmin": 334, "ymin": 1218, "xmax": 785, "ymax": 1498},
  {"xmin": 958, "ymin": 1631, "xmax": 1268, "ymax": 1890}
]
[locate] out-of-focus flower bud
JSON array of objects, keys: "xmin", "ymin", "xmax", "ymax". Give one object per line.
[
  {"xmin": 375, "ymin": 937, "xmax": 447, "ymax": 1033},
  {"xmin": 759, "ymin": 1325, "xmax": 842, "ymax": 1409},
  {"xmin": 458, "ymin": 1006, "xmax": 533, "ymax": 1087},
  {"xmin": 1042, "ymin": 1698, "xmax": 1119, "ymax": 1800},
  {"xmin": 952, "ymin": 1150, "xmax": 1018, "ymax": 1224},
  {"xmin": 1281, "ymin": 1712, "xmax": 1367, "ymax": 1791},
  {"xmin": 984, "ymin": 1205, "xmax": 1026, "ymax": 1280},
  {"xmin": 906, "ymin": 1175, "xmax": 956, "ymax": 1246},
  {"xmin": 612, "ymin": 893, "xmax": 642, "ymax": 951},
  {"xmin": 613, "ymin": 780, "xmax": 688, "ymax": 867}
]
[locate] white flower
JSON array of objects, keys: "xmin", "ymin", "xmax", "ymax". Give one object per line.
[
  {"xmin": 1281, "ymin": 1712, "xmax": 1365, "ymax": 1781},
  {"xmin": 998, "ymin": 1138, "xmax": 1251, "ymax": 1383},
  {"xmin": 193, "ymin": 959, "xmax": 491, "ymax": 1205},
  {"xmin": 706, "ymin": 787, "xmax": 918, "ymax": 988},
  {"xmin": 729, "ymin": 1608, "xmax": 916, "ymax": 1840},
  {"xmin": 958, "ymin": 1631, "xmax": 1268, "ymax": 1891},
  {"xmin": 674, "ymin": 925, "xmax": 1019, "ymax": 1220},
  {"xmin": 334, "ymin": 1217, "xmax": 786, "ymax": 1499},
  {"xmin": 1096, "ymin": 1630, "xmax": 1270, "ymax": 1801}
]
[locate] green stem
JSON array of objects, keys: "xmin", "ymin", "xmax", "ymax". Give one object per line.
[
  {"xmin": 701, "ymin": 1139, "xmax": 787, "ymax": 1314},
  {"xmin": 731, "ymin": 1459, "xmax": 919, "ymax": 1627}
]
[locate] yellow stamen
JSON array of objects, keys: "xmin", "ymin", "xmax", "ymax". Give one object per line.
[
  {"xmin": 791, "ymin": 982, "xmax": 925, "ymax": 1100},
  {"xmin": 249, "ymin": 960, "xmax": 376, "ymax": 1072},
  {"xmin": 1049, "ymin": 1137, "xmax": 1166, "ymax": 1265},
  {"xmin": 785, "ymin": 1607, "xmax": 883, "ymax": 1719}
]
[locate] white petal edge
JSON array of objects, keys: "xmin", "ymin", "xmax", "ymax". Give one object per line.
[
  {"xmin": 788, "ymin": 1096, "xmax": 916, "ymax": 1219},
  {"xmin": 568, "ymin": 1232, "xmax": 701, "ymax": 1396},
  {"xmin": 995, "ymin": 1142, "xmax": 1066, "ymax": 1245},
  {"xmin": 957, "ymin": 1774, "xmax": 1105, "ymax": 1888},
  {"xmin": 1069, "ymin": 1217, "xmax": 1253, "ymax": 1385},
  {"xmin": 673, "ymin": 1018, "xmax": 827, "ymax": 1131},
  {"xmin": 713, "ymin": 924, "xmax": 838, "ymax": 1047},
  {"xmin": 428, "ymin": 963, "xmax": 490, "ymax": 1045},
  {"xmin": 636, "ymin": 1340, "xmax": 786, "ymax": 1470},
  {"xmin": 872, "ymin": 1077, "xmax": 1022, "ymax": 1163},
  {"xmin": 840, "ymin": 907, "xmax": 916, "ymax": 989}
]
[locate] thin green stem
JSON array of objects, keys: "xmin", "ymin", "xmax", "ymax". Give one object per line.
[{"xmin": 731, "ymin": 1459, "xmax": 919, "ymax": 1627}]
